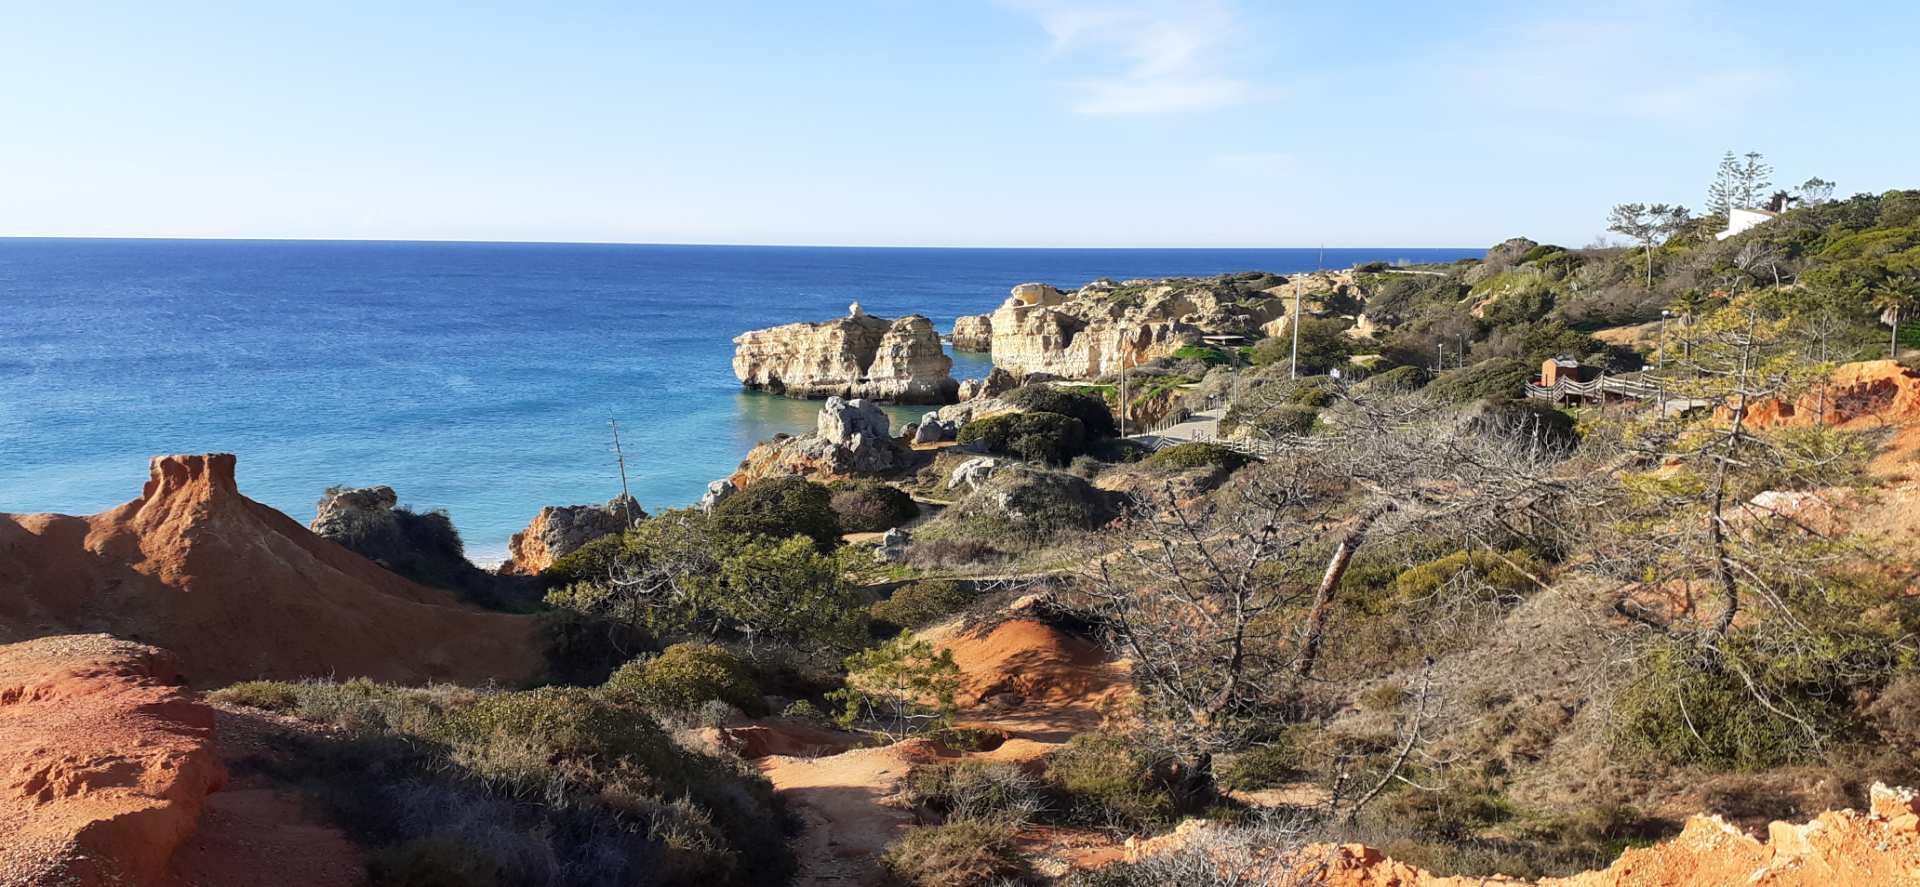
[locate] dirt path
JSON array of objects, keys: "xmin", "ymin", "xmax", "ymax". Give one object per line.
[{"xmin": 755, "ymin": 618, "xmax": 1130, "ymax": 887}]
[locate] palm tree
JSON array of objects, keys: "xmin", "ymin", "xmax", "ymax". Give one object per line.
[{"xmin": 1869, "ymin": 274, "xmax": 1918, "ymax": 358}]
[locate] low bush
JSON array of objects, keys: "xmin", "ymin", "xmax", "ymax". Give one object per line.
[
  {"xmin": 1220, "ymin": 402, "xmax": 1318, "ymax": 438},
  {"xmin": 211, "ymin": 680, "xmax": 299, "ymax": 712},
  {"xmin": 216, "ymin": 678, "xmax": 795, "ymax": 887},
  {"xmin": 1462, "ymin": 398, "xmax": 1578, "ymax": 450},
  {"xmin": 1355, "ymin": 364, "xmax": 1429, "ymax": 394},
  {"xmin": 1004, "ymin": 385, "xmax": 1118, "ymax": 438},
  {"xmin": 541, "ymin": 531, "xmax": 627, "ymax": 585},
  {"xmin": 870, "ymin": 579, "xmax": 977, "ymax": 632},
  {"xmin": 827, "ymin": 479, "xmax": 919, "ymax": 532},
  {"xmin": 1250, "ymin": 317, "xmax": 1354, "ymax": 374},
  {"xmin": 1613, "ymin": 637, "xmax": 1841, "ymax": 770},
  {"xmin": 1171, "ymin": 344, "xmax": 1234, "ymax": 366},
  {"xmin": 902, "ymin": 760, "xmax": 1046, "ymax": 824},
  {"xmin": 1425, "ymin": 358, "xmax": 1532, "ymax": 404},
  {"xmin": 1144, "ymin": 442, "xmax": 1251, "ymax": 472},
  {"xmin": 1391, "ymin": 549, "xmax": 1542, "ymax": 601},
  {"xmin": 957, "ymin": 411, "xmax": 1089, "ymax": 465},
  {"xmin": 883, "ymin": 820, "xmax": 1026, "ymax": 887},
  {"xmin": 1215, "ymin": 742, "xmax": 1305, "ymax": 792},
  {"xmin": 1046, "ymin": 732, "xmax": 1176, "ymax": 830},
  {"xmin": 710, "ymin": 477, "xmax": 840, "ymax": 549},
  {"xmin": 605, "ymin": 642, "xmax": 764, "ymax": 715}
]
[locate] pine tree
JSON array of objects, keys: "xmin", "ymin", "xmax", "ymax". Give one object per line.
[
  {"xmin": 1734, "ymin": 151, "xmax": 1773, "ymax": 209},
  {"xmin": 1706, "ymin": 150, "xmax": 1740, "ymax": 216}
]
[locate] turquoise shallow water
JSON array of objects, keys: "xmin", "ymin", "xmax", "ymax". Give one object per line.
[{"xmin": 0, "ymin": 240, "xmax": 1476, "ymax": 561}]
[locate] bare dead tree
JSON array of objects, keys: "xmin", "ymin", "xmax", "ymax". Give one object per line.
[{"xmin": 1080, "ymin": 390, "xmax": 1591, "ymax": 797}]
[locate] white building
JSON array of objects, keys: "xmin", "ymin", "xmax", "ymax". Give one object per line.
[{"xmin": 1717, "ymin": 207, "xmax": 1778, "ymax": 240}]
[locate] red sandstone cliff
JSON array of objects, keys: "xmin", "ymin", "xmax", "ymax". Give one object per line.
[{"xmin": 0, "ymin": 454, "xmax": 543, "ymax": 686}]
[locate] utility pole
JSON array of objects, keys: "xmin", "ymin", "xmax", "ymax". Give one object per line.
[
  {"xmin": 1290, "ymin": 285, "xmax": 1302, "ymax": 380},
  {"xmin": 1119, "ymin": 366, "xmax": 1128, "ymax": 437},
  {"xmin": 609, "ymin": 418, "xmax": 635, "ymax": 527},
  {"xmin": 1437, "ymin": 343, "xmax": 1445, "ymax": 374}
]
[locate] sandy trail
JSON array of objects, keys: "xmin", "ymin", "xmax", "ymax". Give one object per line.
[{"xmin": 754, "ymin": 618, "xmax": 1129, "ymax": 886}]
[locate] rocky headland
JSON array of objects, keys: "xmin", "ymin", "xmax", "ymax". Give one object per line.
[
  {"xmin": 733, "ymin": 302, "xmax": 958, "ymax": 404},
  {"xmin": 953, "ymin": 272, "xmax": 1355, "ymax": 379}
]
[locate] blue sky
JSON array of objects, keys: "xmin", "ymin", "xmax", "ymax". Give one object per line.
[{"xmin": 2, "ymin": 1, "xmax": 1914, "ymax": 247}]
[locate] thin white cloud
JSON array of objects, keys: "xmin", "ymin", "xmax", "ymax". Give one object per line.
[
  {"xmin": 1453, "ymin": 13, "xmax": 1785, "ymax": 118},
  {"xmin": 1012, "ymin": 0, "xmax": 1256, "ymax": 115}
]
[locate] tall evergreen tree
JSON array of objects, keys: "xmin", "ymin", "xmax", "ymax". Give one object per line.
[
  {"xmin": 1706, "ymin": 151, "xmax": 1740, "ymax": 216},
  {"xmin": 1706, "ymin": 150, "xmax": 1774, "ymax": 214}
]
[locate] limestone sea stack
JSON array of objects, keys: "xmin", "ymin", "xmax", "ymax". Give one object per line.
[
  {"xmin": 733, "ymin": 302, "xmax": 959, "ymax": 404},
  {"xmin": 950, "ymin": 313, "xmax": 992, "ymax": 351}
]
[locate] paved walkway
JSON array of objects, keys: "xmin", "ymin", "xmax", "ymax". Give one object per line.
[{"xmin": 1127, "ymin": 407, "xmax": 1225, "ymax": 448}]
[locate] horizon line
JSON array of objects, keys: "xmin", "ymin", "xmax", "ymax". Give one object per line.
[{"xmin": 0, "ymin": 233, "xmax": 1484, "ymax": 252}]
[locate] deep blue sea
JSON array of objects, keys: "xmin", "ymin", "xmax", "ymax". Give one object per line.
[{"xmin": 0, "ymin": 240, "xmax": 1476, "ymax": 562}]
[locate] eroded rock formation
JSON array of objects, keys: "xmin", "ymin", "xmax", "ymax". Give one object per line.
[
  {"xmin": 734, "ymin": 303, "xmax": 959, "ymax": 403},
  {"xmin": 499, "ymin": 495, "xmax": 643, "ymax": 576},
  {"xmin": 731, "ymin": 397, "xmax": 913, "ymax": 487},
  {"xmin": 0, "ymin": 454, "xmax": 543, "ymax": 686},
  {"xmin": 951, "ymin": 314, "xmax": 993, "ymax": 351},
  {"xmin": 0, "ymin": 635, "xmax": 225, "ymax": 887},
  {"xmin": 985, "ymin": 274, "xmax": 1321, "ymax": 379}
]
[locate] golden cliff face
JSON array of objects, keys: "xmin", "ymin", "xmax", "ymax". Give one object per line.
[
  {"xmin": 732, "ymin": 303, "xmax": 958, "ymax": 404},
  {"xmin": 980, "ymin": 274, "xmax": 1346, "ymax": 379}
]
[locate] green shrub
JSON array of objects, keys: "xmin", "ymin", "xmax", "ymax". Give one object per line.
[
  {"xmin": 1355, "ymin": 364, "xmax": 1429, "ymax": 394},
  {"xmin": 210, "ymin": 680, "xmax": 299, "ymax": 712},
  {"xmin": 883, "ymin": 820, "xmax": 1026, "ymax": 887},
  {"xmin": 870, "ymin": 579, "xmax": 977, "ymax": 631},
  {"xmin": 439, "ymin": 687, "xmax": 687, "ymax": 782},
  {"xmin": 1216, "ymin": 742, "xmax": 1305, "ymax": 792},
  {"xmin": 605, "ymin": 642, "xmax": 764, "ymax": 715},
  {"xmin": 221, "ymin": 679, "xmax": 793, "ymax": 887},
  {"xmin": 711, "ymin": 476, "xmax": 840, "ymax": 549},
  {"xmin": 829, "ymin": 631, "xmax": 961, "ymax": 740},
  {"xmin": 1004, "ymin": 386, "xmax": 1118, "ymax": 438},
  {"xmin": 540, "ymin": 531, "xmax": 627, "ymax": 585},
  {"xmin": 1391, "ymin": 550, "xmax": 1542, "ymax": 601},
  {"xmin": 1285, "ymin": 379, "xmax": 1336, "ymax": 407},
  {"xmin": 1046, "ymin": 732, "xmax": 1175, "ymax": 829},
  {"xmin": 1613, "ymin": 638, "xmax": 1840, "ymax": 770},
  {"xmin": 827, "ymin": 479, "xmax": 919, "ymax": 532},
  {"xmin": 1426, "ymin": 358, "xmax": 1531, "ymax": 403},
  {"xmin": 903, "ymin": 760, "xmax": 1046, "ymax": 824},
  {"xmin": 1171, "ymin": 344, "xmax": 1233, "ymax": 366},
  {"xmin": 1221, "ymin": 402, "xmax": 1318, "ymax": 438},
  {"xmin": 694, "ymin": 535, "xmax": 867, "ymax": 652},
  {"xmin": 957, "ymin": 411, "xmax": 1089, "ymax": 465},
  {"xmin": 1144, "ymin": 442, "xmax": 1251, "ymax": 471},
  {"xmin": 1250, "ymin": 317, "xmax": 1354, "ymax": 374}
]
